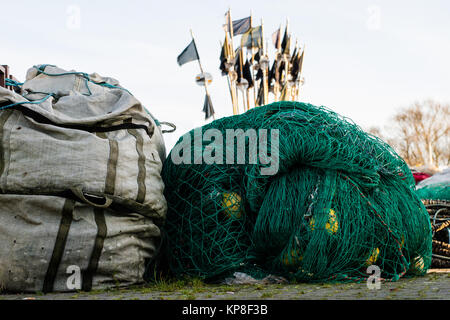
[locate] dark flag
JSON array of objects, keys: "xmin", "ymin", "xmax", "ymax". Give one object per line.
[
  {"xmin": 290, "ymin": 51, "xmax": 299, "ymax": 80},
  {"xmin": 272, "ymin": 27, "xmax": 281, "ymax": 49},
  {"xmin": 225, "ymin": 14, "xmax": 251, "ymax": 35},
  {"xmin": 220, "ymin": 36, "xmax": 231, "ymax": 75},
  {"xmin": 291, "ymin": 50, "xmax": 304, "ymax": 81},
  {"xmin": 268, "ymin": 60, "xmax": 276, "ymax": 85},
  {"xmin": 220, "ymin": 43, "xmax": 227, "ymax": 75},
  {"xmin": 233, "ymin": 16, "xmax": 251, "ymax": 35},
  {"xmin": 255, "ymin": 81, "xmax": 264, "ymax": 106},
  {"xmin": 241, "ymin": 26, "xmax": 262, "ymax": 49},
  {"xmin": 177, "ymin": 40, "xmax": 199, "ymax": 66},
  {"xmin": 253, "ymin": 49, "xmax": 261, "ymax": 63},
  {"xmin": 253, "ymin": 48, "xmax": 262, "ymax": 80},
  {"xmin": 255, "ymin": 68, "xmax": 263, "ymax": 81},
  {"xmin": 243, "ymin": 59, "xmax": 254, "ymax": 88},
  {"xmin": 281, "ymin": 26, "xmax": 290, "ymax": 55},
  {"xmin": 290, "ymin": 46, "xmax": 298, "ymax": 66},
  {"xmin": 234, "ymin": 48, "xmax": 242, "ymax": 82},
  {"xmin": 203, "ymin": 93, "xmax": 215, "ymax": 120},
  {"xmin": 277, "ymin": 60, "xmax": 285, "ymax": 82}
]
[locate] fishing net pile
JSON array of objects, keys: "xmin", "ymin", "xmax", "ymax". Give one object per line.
[
  {"xmin": 162, "ymin": 101, "xmax": 432, "ymax": 283},
  {"xmin": 417, "ymin": 169, "xmax": 450, "ymax": 268},
  {"xmin": 0, "ymin": 64, "xmax": 167, "ymax": 292},
  {"xmin": 416, "ymin": 168, "xmax": 450, "ymax": 202}
]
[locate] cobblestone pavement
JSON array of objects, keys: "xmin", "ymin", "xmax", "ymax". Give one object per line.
[{"xmin": 1, "ymin": 270, "xmax": 449, "ymax": 300}]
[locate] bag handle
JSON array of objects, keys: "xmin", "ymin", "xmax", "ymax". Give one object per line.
[
  {"xmin": 71, "ymin": 187, "xmax": 113, "ymax": 208},
  {"xmin": 159, "ymin": 121, "xmax": 176, "ymax": 133}
]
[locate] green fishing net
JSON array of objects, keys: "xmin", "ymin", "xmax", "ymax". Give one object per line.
[
  {"xmin": 416, "ymin": 169, "xmax": 450, "ymax": 201},
  {"xmin": 417, "ymin": 183, "xmax": 450, "ymax": 201},
  {"xmin": 161, "ymin": 101, "xmax": 432, "ymax": 283}
]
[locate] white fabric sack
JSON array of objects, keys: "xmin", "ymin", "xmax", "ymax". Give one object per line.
[
  {"xmin": 0, "ymin": 65, "xmax": 167, "ymax": 219},
  {"xmin": 0, "ymin": 194, "xmax": 161, "ymax": 293}
]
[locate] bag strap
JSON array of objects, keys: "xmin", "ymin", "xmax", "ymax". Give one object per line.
[
  {"xmin": 43, "ymin": 199, "xmax": 75, "ymax": 293},
  {"xmin": 82, "ymin": 208, "xmax": 107, "ymax": 291}
]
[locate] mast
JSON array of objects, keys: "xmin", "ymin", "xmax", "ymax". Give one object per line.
[
  {"xmin": 221, "ymin": 40, "xmax": 236, "ymax": 112},
  {"xmin": 273, "ymin": 23, "xmax": 282, "ymax": 102},
  {"xmin": 226, "ymin": 7, "xmax": 239, "ymax": 115},
  {"xmin": 249, "ymin": 10, "xmax": 256, "ymax": 109},
  {"xmin": 283, "ymin": 17, "xmax": 290, "ymax": 101},
  {"xmin": 190, "ymin": 29, "xmax": 215, "ymax": 120},
  {"xmin": 290, "ymin": 38, "xmax": 298, "ymax": 101},
  {"xmin": 238, "ymin": 47, "xmax": 247, "ymax": 112},
  {"xmin": 261, "ymin": 17, "xmax": 268, "ymax": 105}
]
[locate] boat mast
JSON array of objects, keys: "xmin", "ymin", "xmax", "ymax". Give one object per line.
[{"xmin": 190, "ymin": 29, "xmax": 215, "ymax": 120}]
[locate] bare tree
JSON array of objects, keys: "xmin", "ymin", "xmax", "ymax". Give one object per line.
[{"xmin": 370, "ymin": 100, "xmax": 449, "ymax": 169}]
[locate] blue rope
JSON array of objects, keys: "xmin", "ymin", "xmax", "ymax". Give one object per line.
[
  {"xmin": 32, "ymin": 65, "xmax": 132, "ymax": 96},
  {"xmin": 0, "ymin": 94, "xmax": 54, "ymax": 111},
  {"xmin": 5, "ymin": 78, "xmax": 24, "ymax": 87},
  {"xmin": 0, "ymin": 66, "xmax": 157, "ymax": 127}
]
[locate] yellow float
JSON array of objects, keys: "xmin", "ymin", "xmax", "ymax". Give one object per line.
[
  {"xmin": 309, "ymin": 209, "xmax": 338, "ymax": 234},
  {"xmin": 282, "ymin": 249, "xmax": 303, "ymax": 267},
  {"xmin": 221, "ymin": 192, "xmax": 243, "ymax": 219},
  {"xmin": 365, "ymin": 247, "xmax": 380, "ymax": 266}
]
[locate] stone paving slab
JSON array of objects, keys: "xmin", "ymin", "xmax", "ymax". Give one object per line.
[{"xmin": 1, "ymin": 270, "xmax": 449, "ymax": 300}]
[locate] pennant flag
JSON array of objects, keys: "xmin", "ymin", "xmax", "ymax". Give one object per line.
[
  {"xmin": 220, "ymin": 44, "xmax": 227, "ymax": 75},
  {"xmin": 277, "ymin": 60, "xmax": 285, "ymax": 82},
  {"xmin": 290, "ymin": 46, "xmax": 298, "ymax": 66},
  {"xmin": 290, "ymin": 52, "xmax": 299, "ymax": 79},
  {"xmin": 241, "ymin": 26, "xmax": 262, "ymax": 49},
  {"xmin": 272, "ymin": 28, "xmax": 281, "ymax": 48},
  {"xmin": 243, "ymin": 59, "xmax": 254, "ymax": 88},
  {"xmin": 281, "ymin": 26, "xmax": 290, "ymax": 55},
  {"xmin": 255, "ymin": 81, "xmax": 264, "ymax": 106},
  {"xmin": 177, "ymin": 40, "xmax": 199, "ymax": 66},
  {"xmin": 255, "ymin": 68, "xmax": 263, "ymax": 81},
  {"xmin": 220, "ymin": 36, "xmax": 232, "ymax": 75},
  {"xmin": 232, "ymin": 16, "xmax": 251, "ymax": 35},
  {"xmin": 203, "ymin": 93, "xmax": 215, "ymax": 119},
  {"xmin": 290, "ymin": 50, "xmax": 304, "ymax": 81},
  {"xmin": 253, "ymin": 49, "xmax": 261, "ymax": 63},
  {"xmin": 224, "ymin": 13, "xmax": 251, "ymax": 35},
  {"xmin": 268, "ymin": 60, "xmax": 276, "ymax": 85}
]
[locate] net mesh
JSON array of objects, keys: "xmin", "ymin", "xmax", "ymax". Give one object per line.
[{"xmin": 161, "ymin": 101, "xmax": 432, "ymax": 283}]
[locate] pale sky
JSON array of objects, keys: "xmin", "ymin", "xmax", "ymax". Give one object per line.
[{"xmin": 2, "ymin": 0, "xmax": 450, "ymax": 150}]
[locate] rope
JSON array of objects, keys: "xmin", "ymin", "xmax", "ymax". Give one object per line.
[
  {"xmin": 0, "ymin": 93, "xmax": 54, "ymax": 111},
  {"xmin": 32, "ymin": 65, "xmax": 132, "ymax": 96},
  {"xmin": 5, "ymin": 78, "xmax": 24, "ymax": 87}
]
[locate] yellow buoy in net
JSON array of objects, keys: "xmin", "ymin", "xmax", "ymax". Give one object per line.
[
  {"xmin": 365, "ymin": 247, "xmax": 380, "ymax": 266},
  {"xmin": 309, "ymin": 209, "xmax": 339, "ymax": 234},
  {"xmin": 282, "ymin": 249, "xmax": 303, "ymax": 267},
  {"xmin": 222, "ymin": 192, "xmax": 243, "ymax": 219}
]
